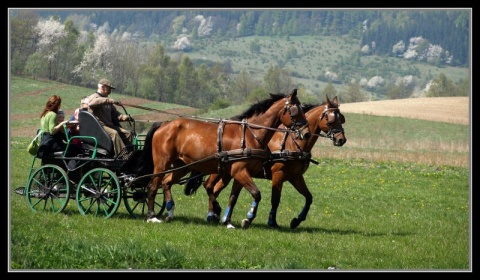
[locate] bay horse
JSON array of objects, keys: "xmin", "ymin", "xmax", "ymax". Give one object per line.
[
  {"xmin": 186, "ymin": 95, "xmax": 346, "ymax": 229},
  {"xmin": 140, "ymin": 89, "xmax": 310, "ymax": 229}
]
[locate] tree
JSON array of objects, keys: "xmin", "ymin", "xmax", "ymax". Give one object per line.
[
  {"xmin": 425, "ymin": 73, "xmax": 456, "ymax": 97},
  {"xmin": 246, "ymin": 88, "xmax": 269, "ymax": 103},
  {"xmin": 232, "ymin": 69, "xmax": 260, "ymax": 103},
  {"xmin": 263, "ymin": 65, "xmax": 293, "ymax": 94},
  {"xmin": 321, "ymin": 82, "xmax": 338, "ymax": 99},
  {"xmin": 10, "ymin": 10, "xmax": 39, "ymax": 75},
  {"xmin": 55, "ymin": 18, "xmax": 82, "ymax": 82},
  {"xmin": 341, "ymin": 81, "xmax": 368, "ymax": 103},
  {"xmin": 34, "ymin": 16, "xmax": 67, "ymax": 80},
  {"xmin": 176, "ymin": 55, "xmax": 199, "ymax": 107},
  {"xmin": 171, "ymin": 15, "xmax": 186, "ymax": 36},
  {"xmin": 72, "ymin": 33, "xmax": 114, "ymax": 86},
  {"xmin": 24, "ymin": 52, "xmax": 48, "ymax": 79}
]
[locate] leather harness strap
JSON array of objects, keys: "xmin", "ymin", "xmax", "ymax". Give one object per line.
[{"xmin": 216, "ymin": 118, "xmax": 272, "ymax": 177}]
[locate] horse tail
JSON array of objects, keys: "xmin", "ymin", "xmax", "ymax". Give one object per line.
[
  {"xmin": 184, "ymin": 170, "xmax": 205, "ymax": 196},
  {"xmin": 142, "ymin": 121, "xmax": 163, "ymax": 175}
]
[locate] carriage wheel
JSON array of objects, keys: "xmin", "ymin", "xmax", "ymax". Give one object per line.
[
  {"xmin": 76, "ymin": 168, "xmax": 121, "ymax": 218},
  {"xmin": 25, "ymin": 164, "xmax": 70, "ymax": 214},
  {"xmin": 123, "ymin": 184, "xmax": 166, "ymax": 219}
]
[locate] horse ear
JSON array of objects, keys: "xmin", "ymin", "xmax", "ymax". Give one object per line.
[
  {"xmin": 290, "ymin": 88, "xmax": 297, "ymax": 97},
  {"xmin": 326, "ymin": 95, "xmax": 331, "ymax": 106},
  {"xmin": 333, "ymin": 96, "xmax": 339, "ymax": 106}
]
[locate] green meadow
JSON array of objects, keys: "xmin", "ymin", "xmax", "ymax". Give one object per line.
[{"xmin": 9, "ymin": 77, "xmax": 470, "ymax": 271}]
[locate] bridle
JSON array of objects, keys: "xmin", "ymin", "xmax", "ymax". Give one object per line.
[
  {"xmin": 283, "ymin": 96, "xmax": 309, "ymax": 140},
  {"xmin": 319, "ymin": 106, "xmax": 345, "ymax": 141}
]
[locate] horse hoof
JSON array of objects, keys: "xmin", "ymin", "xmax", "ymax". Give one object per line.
[
  {"xmin": 226, "ymin": 223, "xmax": 235, "ymax": 229},
  {"xmin": 241, "ymin": 219, "xmax": 250, "ymax": 229},
  {"xmin": 165, "ymin": 216, "xmax": 173, "ymax": 223},
  {"xmin": 206, "ymin": 215, "xmax": 220, "ymax": 223},
  {"xmin": 268, "ymin": 221, "xmax": 280, "ymax": 229},
  {"xmin": 290, "ymin": 218, "xmax": 300, "ymax": 229},
  {"xmin": 146, "ymin": 217, "xmax": 163, "ymax": 223}
]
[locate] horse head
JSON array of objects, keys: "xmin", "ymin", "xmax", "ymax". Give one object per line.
[
  {"xmin": 319, "ymin": 95, "xmax": 347, "ymax": 146},
  {"xmin": 281, "ymin": 89, "xmax": 310, "ymax": 140}
]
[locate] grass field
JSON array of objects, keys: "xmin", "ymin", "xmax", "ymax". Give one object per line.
[{"xmin": 9, "ymin": 77, "xmax": 471, "ymax": 271}]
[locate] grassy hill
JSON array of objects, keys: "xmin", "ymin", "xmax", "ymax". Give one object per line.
[{"xmin": 170, "ymin": 35, "xmax": 469, "ymax": 99}]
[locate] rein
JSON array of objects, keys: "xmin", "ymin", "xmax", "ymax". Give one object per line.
[
  {"xmin": 121, "ymin": 103, "xmax": 185, "ymax": 117},
  {"xmin": 123, "ymin": 102, "xmax": 294, "ymax": 133}
]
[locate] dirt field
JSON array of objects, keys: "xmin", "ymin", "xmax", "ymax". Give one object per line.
[{"xmin": 339, "ymin": 96, "xmax": 470, "ymax": 125}]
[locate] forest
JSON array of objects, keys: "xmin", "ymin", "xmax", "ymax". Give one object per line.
[{"xmin": 9, "ymin": 9, "xmax": 470, "ymax": 109}]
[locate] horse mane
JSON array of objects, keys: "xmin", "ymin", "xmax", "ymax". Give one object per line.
[
  {"xmin": 230, "ymin": 93, "xmax": 286, "ymax": 121},
  {"xmin": 301, "ymin": 103, "xmax": 320, "ymax": 113}
]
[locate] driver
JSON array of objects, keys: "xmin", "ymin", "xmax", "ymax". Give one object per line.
[{"xmin": 87, "ymin": 78, "xmax": 133, "ymax": 157}]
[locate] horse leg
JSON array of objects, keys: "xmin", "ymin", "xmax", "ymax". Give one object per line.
[
  {"xmin": 268, "ymin": 178, "xmax": 284, "ymax": 229},
  {"xmin": 220, "ymin": 179, "xmax": 243, "ymax": 229},
  {"xmin": 288, "ymin": 176, "xmax": 312, "ymax": 229},
  {"xmin": 231, "ymin": 173, "xmax": 262, "ymax": 230},
  {"xmin": 163, "ymin": 184, "xmax": 175, "ymax": 223},
  {"xmin": 204, "ymin": 174, "xmax": 230, "ymax": 223},
  {"xmin": 163, "ymin": 170, "xmax": 187, "ymax": 222},
  {"xmin": 146, "ymin": 177, "xmax": 163, "ymax": 223}
]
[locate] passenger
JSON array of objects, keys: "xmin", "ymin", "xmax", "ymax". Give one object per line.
[
  {"xmin": 36, "ymin": 95, "xmax": 69, "ymax": 158},
  {"xmin": 87, "ymin": 78, "xmax": 133, "ymax": 157},
  {"xmin": 57, "ymin": 109, "xmax": 65, "ymax": 123},
  {"xmin": 66, "ymin": 98, "xmax": 89, "ymax": 156},
  {"xmin": 71, "ymin": 97, "xmax": 90, "ymax": 121},
  {"xmin": 56, "ymin": 109, "xmax": 68, "ymax": 142},
  {"xmin": 69, "ymin": 97, "xmax": 89, "ymax": 138}
]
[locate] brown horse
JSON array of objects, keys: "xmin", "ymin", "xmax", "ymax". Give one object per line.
[
  {"xmin": 140, "ymin": 89, "xmax": 310, "ymax": 229},
  {"xmin": 188, "ymin": 95, "xmax": 346, "ymax": 229}
]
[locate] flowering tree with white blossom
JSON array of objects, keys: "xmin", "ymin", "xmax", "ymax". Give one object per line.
[
  {"xmin": 34, "ymin": 17, "xmax": 66, "ymax": 79},
  {"xmin": 72, "ymin": 33, "xmax": 114, "ymax": 83}
]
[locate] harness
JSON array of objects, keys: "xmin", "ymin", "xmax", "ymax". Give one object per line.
[
  {"xmin": 216, "ymin": 118, "xmax": 272, "ymax": 178},
  {"xmin": 214, "ymin": 94, "xmax": 308, "ymax": 178}
]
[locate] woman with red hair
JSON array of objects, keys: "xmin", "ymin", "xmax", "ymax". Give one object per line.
[{"xmin": 36, "ymin": 95, "xmax": 69, "ymax": 158}]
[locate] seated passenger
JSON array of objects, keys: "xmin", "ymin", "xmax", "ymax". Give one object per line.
[
  {"xmin": 87, "ymin": 78, "xmax": 133, "ymax": 157},
  {"xmin": 68, "ymin": 98, "xmax": 88, "ymax": 143},
  {"xmin": 36, "ymin": 95, "xmax": 68, "ymax": 158},
  {"xmin": 57, "ymin": 109, "xmax": 68, "ymax": 142}
]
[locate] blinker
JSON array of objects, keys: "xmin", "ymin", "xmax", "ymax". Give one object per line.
[
  {"xmin": 289, "ymin": 105, "xmax": 298, "ymax": 117},
  {"xmin": 328, "ymin": 111, "xmax": 336, "ymax": 124}
]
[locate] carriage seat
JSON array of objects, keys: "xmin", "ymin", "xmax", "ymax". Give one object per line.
[{"xmin": 78, "ymin": 110, "xmax": 114, "ymax": 157}]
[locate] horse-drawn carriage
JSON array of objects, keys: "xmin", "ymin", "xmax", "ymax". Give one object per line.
[
  {"xmin": 20, "ymin": 105, "xmax": 165, "ymax": 219},
  {"xmin": 18, "ymin": 89, "xmax": 346, "ymax": 229}
]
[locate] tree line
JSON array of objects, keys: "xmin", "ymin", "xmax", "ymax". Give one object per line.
[{"xmin": 9, "ymin": 9, "xmax": 469, "ymax": 108}]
